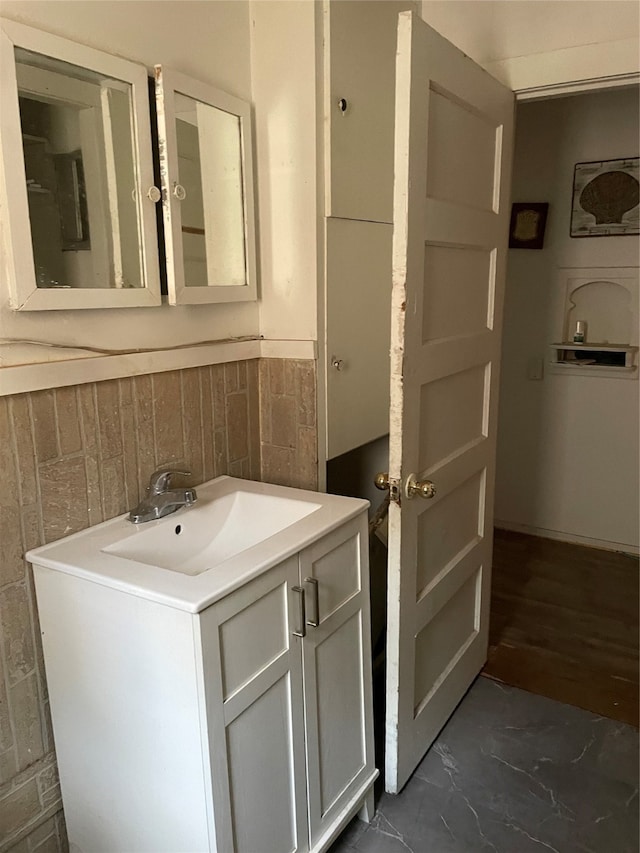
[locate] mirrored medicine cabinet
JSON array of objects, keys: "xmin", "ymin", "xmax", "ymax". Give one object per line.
[{"xmin": 0, "ymin": 19, "xmax": 257, "ymax": 311}]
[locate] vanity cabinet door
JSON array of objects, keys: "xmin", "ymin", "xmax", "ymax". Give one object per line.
[
  {"xmin": 299, "ymin": 515, "xmax": 375, "ymax": 849},
  {"xmin": 199, "ymin": 556, "xmax": 309, "ymax": 853}
]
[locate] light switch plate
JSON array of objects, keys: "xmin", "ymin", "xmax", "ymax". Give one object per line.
[{"xmin": 527, "ymin": 357, "xmax": 544, "ymax": 381}]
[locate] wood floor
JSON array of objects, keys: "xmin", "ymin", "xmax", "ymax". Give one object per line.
[{"xmin": 484, "ymin": 529, "xmax": 639, "ymax": 727}]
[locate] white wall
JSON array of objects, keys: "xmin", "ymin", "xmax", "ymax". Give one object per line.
[
  {"xmin": 250, "ymin": 0, "xmax": 319, "ymax": 342},
  {"xmin": 0, "ymin": 1, "xmax": 260, "ymax": 366},
  {"xmin": 495, "ymin": 87, "xmax": 640, "ymax": 551}
]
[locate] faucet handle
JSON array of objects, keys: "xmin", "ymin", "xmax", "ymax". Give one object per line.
[{"xmin": 148, "ymin": 468, "xmax": 191, "ymax": 495}]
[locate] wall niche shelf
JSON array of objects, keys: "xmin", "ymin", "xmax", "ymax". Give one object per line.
[
  {"xmin": 549, "ymin": 342, "xmax": 638, "ymax": 378},
  {"xmin": 550, "ymin": 267, "xmax": 639, "ymax": 379}
]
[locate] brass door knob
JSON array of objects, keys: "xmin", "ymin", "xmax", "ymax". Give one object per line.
[
  {"xmin": 374, "ymin": 472, "xmax": 389, "ymax": 491},
  {"xmin": 405, "ymin": 475, "xmax": 436, "ymax": 500}
]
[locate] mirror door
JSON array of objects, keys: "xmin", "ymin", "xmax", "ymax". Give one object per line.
[
  {"xmin": 0, "ymin": 19, "xmax": 161, "ymax": 310},
  {"xmin": 154, "ymin": 66, "xmax": 257, "ymax": 305}
]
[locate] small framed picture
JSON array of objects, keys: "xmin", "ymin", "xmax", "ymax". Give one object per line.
[
  {"xmin": 571, "ymin": 158, "xmax": 639, "ymax": 237},
  {"xmin": 509, "ymin": 202, "xmax": 549, "ymax": 249}
]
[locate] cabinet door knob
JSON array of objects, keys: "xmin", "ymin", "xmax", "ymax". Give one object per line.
[
  {"xmin": 173, "ymin": 183, "xmax": 187, "ymax": 201},
  {"xmin": 147, "ymin": 186, "xmax": 161, "ymax": 203},
  {"xmin": 292, "ymin": 586, "xmax": 306, "ymax": 638},
  {"xmin": 338, "ymin": 97, "xmax": 348, "ymax": 113},
  {"xmin": 332, "ymin": 357, "xmax": 345, "ymax": 371}
]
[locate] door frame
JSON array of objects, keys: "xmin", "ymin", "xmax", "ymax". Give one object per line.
[
  {"xmin": 515, "ymin": 73, "xmax": 640, "ymax": 102},
  {"xmin": 492, "ymin": 31, "xmax": 639, "ymax": 101},
  {"xmin": 513, "ymin": 72, "xmax": 639, "ymax": 102}
]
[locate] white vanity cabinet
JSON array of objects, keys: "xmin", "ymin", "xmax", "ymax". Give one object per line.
[
  {"xmin": 202, "ymin": 515, "xmax": 375, "ymax": 853},
  {"xmin": 30, "ymin": 481, "xmax": 376, "ymax": 853}
]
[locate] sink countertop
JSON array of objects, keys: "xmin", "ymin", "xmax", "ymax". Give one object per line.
[{"xmin": 26, "ymin": 476, "xmax": 369, "ymax": 613}]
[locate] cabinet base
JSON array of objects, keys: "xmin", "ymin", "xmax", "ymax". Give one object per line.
[{"xmin": 311, "ymin": 770, "xmax": 379, "ymax": 853}]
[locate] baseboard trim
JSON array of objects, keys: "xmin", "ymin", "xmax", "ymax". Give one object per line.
[{"xmin": 494, "ymin": 520, "xmax": 639, "ymax": 557}]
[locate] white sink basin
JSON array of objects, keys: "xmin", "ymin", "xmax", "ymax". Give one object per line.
[
  {"xmin": 103, "ymin": 489, "xmax": 321, "ymax": 575},
  {"xmin": 26, "ymin": 476, "xmax": 368, "ymax": 613}
]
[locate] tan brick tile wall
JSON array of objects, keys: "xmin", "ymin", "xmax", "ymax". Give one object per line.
[
  {"xmin": 29, "ymin": 394, "xmax": 57, "ymax": 465},
  {"xmin": 259, "ymin": 359, "xmax": 318, "ymax": 491},
  {"xmin": 0, "ymin": 357, "xmax": 317, "ymax": 850}
]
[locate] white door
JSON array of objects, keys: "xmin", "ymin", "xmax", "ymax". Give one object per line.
[{"xmin": 385, "ymin": 11, "xmax": 514, "ymax": 793}]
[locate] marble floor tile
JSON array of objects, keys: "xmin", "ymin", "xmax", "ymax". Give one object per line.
[{"xmin": 329, "ymin": 676, "xmax": 639, "ymax": 853}]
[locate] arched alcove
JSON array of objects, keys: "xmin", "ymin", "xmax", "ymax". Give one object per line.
[{"xmin": 566, "ymin": 279, "xmax": 632, "ymax": 344}]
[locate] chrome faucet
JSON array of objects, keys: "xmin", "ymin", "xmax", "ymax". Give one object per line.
[{"xmin": 128, "ymin": 468, "xmax": 198, "ymax": 524}]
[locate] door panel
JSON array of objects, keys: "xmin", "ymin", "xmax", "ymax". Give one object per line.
[
  {"xmin": 415, "ymin": 470, "xmax": 484, "ymax": 596},
  {"xmin": 314, "ymin": 611, "xmax": 366, "ymax": 811},
  {"xmin": 386, "ymin": 12, "xmax": 513, "ymax": 793},
  {"xmin": 417, "ymin": 363, "xmax": 489, "ymax": 471},
  {"xmin": 200, "ymin": 557, "xmax": 308, "ymax": 852},
  {"xmin": 226, "ymin": 674, "xmax": 301, "ymax": 853},
  {"xmin": 309, "ymin": 533, "xmax": 360, "ymax": 622},
  {"xmin": 426, "ymin": 86, "xmax": 499, "ymax": 210},
  {"xmin": 326, "ymin": 217, "xmax": 392, "ymax": 459},
  {"xmin": 219, "ymin": 583, "xmax": 288, "ymax": 700},
  {"xmin": 422, "ymin": 244, "xmax": 493, "ymax": 342},
  {"xmin": 413, "ymin": 567, "xmax": 480, "ymax": 712}
]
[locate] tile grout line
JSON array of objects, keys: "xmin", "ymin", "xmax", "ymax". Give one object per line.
[{"xmin": 91, "ymin": 383, "xmax": 107, "ymax": 525}]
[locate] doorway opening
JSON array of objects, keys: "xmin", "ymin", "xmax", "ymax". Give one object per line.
[{"xmin": 486, "ymin": 84, "xmax": 640, "ymax": 726}]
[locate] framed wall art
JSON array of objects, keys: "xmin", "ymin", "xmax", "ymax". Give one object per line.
[
  {"xmin": 508, "ymin": 202, "xmax": 549, "ymax": 249},
  {"xmin": 571, "ymin": 158, "xmax": 639, "ymax": 238}
]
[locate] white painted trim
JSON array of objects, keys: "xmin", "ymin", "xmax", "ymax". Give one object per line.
[
  {"xmin": 494, "ymin": 520, "xmax": 639, "ymax": 557},
  {"xmin": 547, "ymin": 362, "xmax": 637, "ymax": 379},
  {"xmin": 0, "ymin": 339, "xmax": 317, "ymax": 396},
  {"xmin": 485, "ymin": 38, "xmax": 640, "ymax": 98},
  {"xmin": 315, "ymin": 1, "xmax": 329, "ymax": 494},
  {"xmin": 514, "ymin": 72, "xmax": 640, "ymax": 102},
  {"xmin": 259, "ymin": 339, "xmax": 317, "ymax": 360}
]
